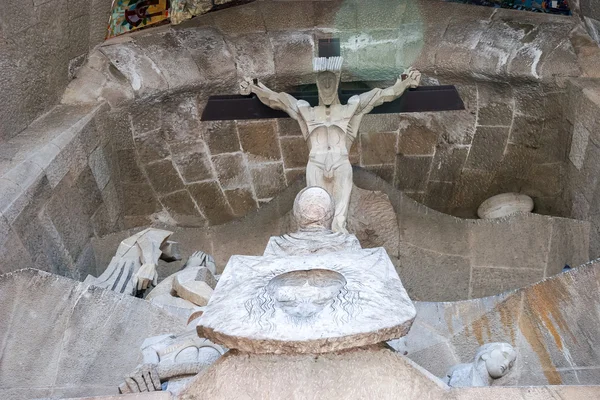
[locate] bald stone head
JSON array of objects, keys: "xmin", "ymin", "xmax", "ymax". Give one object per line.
[{"xmin": 293, "ymin": 187, "xmax": 335, "ymax": 231}]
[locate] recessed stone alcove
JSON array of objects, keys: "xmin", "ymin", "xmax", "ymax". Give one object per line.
[{"xmin": 2, "ymin": 0, "xmax": 600, "ymax": 299}]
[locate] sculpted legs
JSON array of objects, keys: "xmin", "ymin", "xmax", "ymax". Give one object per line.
[{"xmin": 306, "ymin": 160, "xmax": 352, "ymax": 234}]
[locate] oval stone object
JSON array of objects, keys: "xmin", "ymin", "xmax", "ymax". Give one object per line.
[{"xmin": 477, "ymin": 193, "xmax": 534, "ymax": 219}]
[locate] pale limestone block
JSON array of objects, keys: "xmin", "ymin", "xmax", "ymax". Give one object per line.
[
  {"xmin": 198, "ymin": 247, "xmax": 416, "ymax": 354},
  {"xmin": 477, "ymin": 193, "xmax": 534, "ymax": 219}
]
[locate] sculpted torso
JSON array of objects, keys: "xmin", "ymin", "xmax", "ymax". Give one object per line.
[{"xmin": 297, "ymin": 98, "xmax": 361, "ymax": 173}]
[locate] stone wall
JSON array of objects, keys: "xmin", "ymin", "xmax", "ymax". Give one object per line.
[
  {"xmin": 0, "ymin": 0, "xmax": 113, "ymax": 141},
  {"xmin": 79, "ymin": 0, "xmax": 600, "ymax": 226},
  {"xmin": 90, "ymin": 169, "xmax": 590, "ymax": 302},
  {"xmin": 564, "ymin": 80, "xmax": 600, "ymax": 258},
  {"xmin": 405, "ymin": 258, "xmax": 600, "ymax": 386},
  {"xmin": 0, "ymin": 104, "xmax": 122, "ymax": 278}
]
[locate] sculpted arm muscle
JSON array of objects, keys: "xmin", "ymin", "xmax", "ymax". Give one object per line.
[{"xmin": 240, "ymin": 78, "xmax": 300, "ymax": 120}]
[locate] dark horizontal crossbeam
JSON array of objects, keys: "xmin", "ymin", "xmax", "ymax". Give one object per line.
[{"xmin": 200, "ymin": 85, "xmax": 465, "ymax": 121}]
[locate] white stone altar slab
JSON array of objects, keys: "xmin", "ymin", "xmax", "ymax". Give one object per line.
[{"xmin": 197, "ymin": 248, "xmax": 416, "ymax": 354}]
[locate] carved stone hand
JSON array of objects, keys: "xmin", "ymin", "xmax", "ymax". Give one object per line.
[
  {"xmin": 402, "ymin": 67, "xmax": 421, "ymax": 89},
  {"xmin": 240, "ymin": 77, "xmax": 255, "ymax": 95},
  {"xmin": 134, "ymin": 263, "xmax": 158, "ymax": 291}
]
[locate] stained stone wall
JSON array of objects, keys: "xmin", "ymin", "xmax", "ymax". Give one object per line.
[
  {"xmin": 405, "ymin": 258, "xmax": 600, "ymax": 386},
  {"xmin": 0, "ymin": 0, "xmax": 113, "ymax": 141},
  {"xmin": 0, "ymin": 104, "xmax": 123, "ymax": 278}
]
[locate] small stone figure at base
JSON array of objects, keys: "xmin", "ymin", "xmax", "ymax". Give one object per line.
[
  {"xmin": 442, "ymin": 342, "xmax": 517, "ymax": 387},
  {"xmin": 119, "ymin": 313, "xmax": 226, "ymax": 395},
  {"xmin": 264, "ymin": 186, "xmax": 361, "ymax": 257}
]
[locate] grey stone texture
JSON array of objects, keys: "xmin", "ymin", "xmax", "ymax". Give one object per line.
[
  {"xmin": 0, "ymin": 104, "xmax": 122, "ymax": 277},
  {"xmin": 0, "ymin": 0, "xmax": 112, "ymax": 141},
  {"xmin": 404, "ymin": 258, "xmax": 600, "ymax": 387},
  {"xmin": 0, "ymin": 269, "xmax": 185, "ymax": 399}
]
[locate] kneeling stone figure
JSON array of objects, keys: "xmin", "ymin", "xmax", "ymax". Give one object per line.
[{"xmin": 443, "ymin": 342, "xmax": 517, "ymax": 387}]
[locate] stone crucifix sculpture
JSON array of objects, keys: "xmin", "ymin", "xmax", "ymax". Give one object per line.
[{"xmin": 240, "ymin": 57, "xmax": 421, "ymax": 233}]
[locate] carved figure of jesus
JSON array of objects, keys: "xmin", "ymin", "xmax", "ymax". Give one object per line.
[{"xmin": 240, "ymin": 57, "xmax": 421, "ymax": 233}]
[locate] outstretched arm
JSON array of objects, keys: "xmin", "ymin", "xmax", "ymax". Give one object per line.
[
  {"xmin": 240, "ymin": 78, "xmax": 300, "ymax": 120},
  {"xmin": 356, "ymin": 68, "xmax": 421, "ymax": 115}
]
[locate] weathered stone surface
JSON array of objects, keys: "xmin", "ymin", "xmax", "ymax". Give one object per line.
[
  {"xmin": 347, "ymin": 185, "xmax": 400, "ymax": 257},
  {"xmin": 122, "ymin": 183, "xmax": 161, "ymax": 216},
  {"xmin": 395, "ymin": 155, "xmax": 431, "ymax": 191},
  {"xmin": 465, "ymin": 126, "xmax": 509, "ymax": 171},
  {"xmin": 237, "ymin": 120, "xmax": 281, "ymax": 163},
  {"xmin": 250, "ymin": 162, "xmax": 287, "ymax": 199},
  {"xmin": 277, "ymin": 118, "xmax": 303, "ymax": 137},
  {"xmin": 0, "ymin": 269, "xmax": 184, "ymax": 397},
  {"xmin": 171, "ymin": 140, "xmax": 215, "ymax": 183},
  {"xmin": 144, "ymin": 159, "xmax": 185, "ymax": 195},
  {"xmin": 224, "ymin": 187, "xmax": 258, "ymax": 217},
  {"xmin": 133, "ymin": 128, "xmax": 170, "ymax": 163},
  {"xmin": 212, "ymin": 152, "xmax": 251, "ymax": 189},
  {"xmin": 226, "ymin": 33, "xmax": 274, "ymax": 79},
  {"xmin": 161, "ymin": 95, "xmax": 202, "ymax": 143},
  {"xmin": 188, "ymin": 180, "xmax": 233, "ymax": 225},
  {"xmin": 470, "ymin": 266, "xmax": 542, "ymax": 298},
  {"xmin": 398, "ymin": 118, "xmax": 437, "ymax": 156},
  {"xmin": 477, "ymin": 82, "xmax": 514, "ymax": 127},
  {"xmin": 198, "ymin": 248, "xmax": 416, "ymax": 354},
  {"xmin": 397, "ymin": 242, "xmax": 471, "ymax": 302},
  {"xmin": 161, "ymin": 190, "xmax": 205, "ymax": 227},
  {"xmin": 180, "ymin": 346, "xmax": 450, "ymax": 400},
  {"xmin": 201, "ymin": 120, "xmax": 240, "ymax": 154},
  {"xmin": 270, "ymin": 31, "xmax": 314, "ymax": 85},
  {"xmin": 430, "ymin": 145, "xmax": 468, "ymax": 182},
  {"xmin": 361, "ymin": 131, "xmax": 397, "ymax": 165},
  {"xmin": 280, "ymin": 136, "xmax": 310, "ymax": 169}
]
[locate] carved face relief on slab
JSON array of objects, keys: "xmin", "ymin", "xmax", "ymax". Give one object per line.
[
  {"xmin": 197, "ymin": 248, "xmax": 416, "ymax": 354},
  {"xmin": 248, "ymin": 269, "xmax": 356, "ymax": 324}
]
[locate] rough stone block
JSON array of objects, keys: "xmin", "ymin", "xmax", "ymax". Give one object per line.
[
  {"xmin": 450, "ymin": 169, "xmax": 493, "ymax": 212},
  {"xmin": 394, "ymin": 155, "xmax": 431, "ymax": 192},
  {"xmin": 424, "ymin": 181, "xmax": 454, "ymax": 211},
  {"xmin": 128, "ymin": 102, "xmax": 162, "ymax": 136},
  {"xmin": 360, "ymin": 114, "xmax": 401, "ymax": 134},
  {"xmin": 547, "ymin": 219, "xmax": 590, "ymax": 277},
  {"xmin": 526, "ymin": 163, "xmax": 562, "ymax": 197},
  {"xmin": 250, "ymin": 163, "xmax": 287, "ymax": 199},
  {"xmin": 161, "ymin": 190, "xmax": 205, "ymax": 227},
  {"xmin": 398, "ymin": 117, "xmax": 437, "ymax": 156},
  {"xmin": 47, "ymin": 135, "xmax": 87, "ymax": 188},
  {"xmin": 212, "ymin": 152, "xmax": 250, "ymax": 190},
  {"xmin": 270, "ymin": 31, "xmax": 314, "ymax": 85},
  {"xmin": 477, "ymin": 82, "xmax": 514, "ymax": 127},
  {"xmin": 285, "ymin": 168, "xmax": 306, "ymax": 184},
  {"xmin": 430, "ymin": 145, "xmax": 468, "ymax": 182},
  {"xmin": 470, "ymin": 216, "xmax": 552, "ymax": 270},
  {"xmin": 133, "ymin": 128, "xmax": 170, "ymax": 164},
  {"xmin": 100, "ymin": 42, "xmax": 168, "ymax": 97},
  {"xmin": 465, "ymin": 126, "xmax": 509, "ymax": 171},
  {"xmin": 361, "ymin": 131, "xmax": 397, "ymax": 165},
  {"xmin": 224, "ymin": 187, "xmax": 258, "ymax": 217},
  {"xmin": 277, "ymin": 118, "xmax": 302, "ymax": 137},
  {"xmin": 171, "ymin": 140, "xmax": 215, "ymax": 183},
  {"xmin": 397, "ymin": 243, "xmax": 471, "ymax": 302},
  {"xmin": 161, "ymin": 95, "xmax": 202, "ymax": 143},
  {"xmin": 237, "ymin": 120, "xmax": 281, "ymax": 163},
  {"xmin": 259, "ymin": 1, "xmax": 315, "ymax": 31},
  {"xmin": 226, "ymin": 33, "xmax": 275, "ymax": 79},
  {"xmin": 213, "ymin": 3, "xmax": 266, "ymax": 35},
  {"xmin": 173, "ymin": 27, "xmax": 236, "ymax": 88},
  {"xmin": 470, "ymin": 266, "xmax": 543, "ymax": 298},
  {"xmin": 134, "ymin": 30, "xmax": 203, "ymax": 89},
  {"xmin": 314, "ymin": 0, "xmax": 357, "ymax": 30},
  {"xmin": 364, "ymin": 165, "xmax": 395, "ymax": 185},
  {"xmin": 510, "ymin": 115, "xmax": 544, "ymax": 149},
  {"xmin": 280, "ymin": 137, "xmax": 309, "ymax": 169},
  {"xmin": 188, "ymin": 180, "xmax": 233, "ymax": 225},
  {"xmin": 144, "ymin": 159, "xmax": 185, "ymax": 195},
  {"xmin": 201, "ymin": 120, "xmax": 240, "ymax": 154},
  {"xmin": 121, "ymin": 183, "xmax": 160, "ymax": 216},
  {"xmin": 74, "ymin": 166, "xmax": 103, "ymax": 219},
  {"xmin": 88, "ymin": 145, "xmax": 111, "ymax": 191},
  {"xmin": 116, "ymin": 149, "xmax": 145, "ymax": 183}
]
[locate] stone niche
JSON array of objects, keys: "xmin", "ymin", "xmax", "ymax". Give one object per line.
[{"xmin": 78, "ymin": 0, "xmax": 599, "ymax": 231}]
